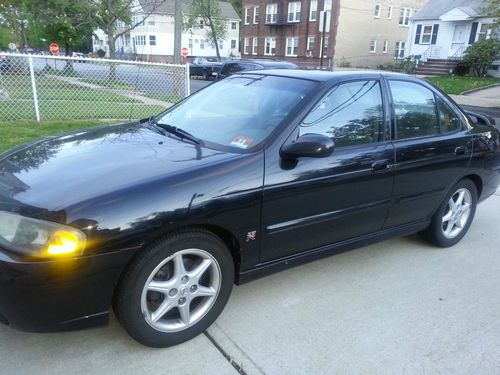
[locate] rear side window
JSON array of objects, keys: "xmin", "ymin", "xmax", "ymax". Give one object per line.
[
  {"xmin": 300, "ymin": 80, "xmax": 385, "ymax": 147},
  {"xmin": 436, "ymin": 96, "xmax": 461, "ymax": 132},
  {"xmin": 389, "ymin": 80, "xmax": 439, "ymax": 139}
]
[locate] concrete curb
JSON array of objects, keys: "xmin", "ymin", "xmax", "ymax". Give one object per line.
[{"xmin": 460, "ymin": 83, "xmax": 500, "ymax": 96}]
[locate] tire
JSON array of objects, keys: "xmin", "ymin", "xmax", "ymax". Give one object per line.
[
  {"xmin": 114, "ymin": 229, "xmax": 234, "ymax": 347},
  {"xmin": 202, "ymin": 70, "xmax": 210, "ymax": 81},
  {"xmin": 419, "ymin": 179, "xmax": 477, "ymax": 247}
]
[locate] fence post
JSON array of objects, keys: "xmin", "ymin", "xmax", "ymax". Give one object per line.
[
  {"xmin": 28, "ymin": 56, "xmax": 41, "ymax": 123},
  {"xmin": 185, "ymin": 63, "xmax": 190, "ymax": 97}
]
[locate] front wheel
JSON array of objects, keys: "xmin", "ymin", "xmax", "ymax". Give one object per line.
[
  {"xmin": 419, "ymin": 179, "xmax": 477, "ymax": 247},
  {"xmin": 114, "ymin": 229, "xmax": 234, "ymax": 347}
]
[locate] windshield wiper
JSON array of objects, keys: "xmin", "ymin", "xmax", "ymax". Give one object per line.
[{"xmin": 148, "ymin": 117, "xmax": 204, "ymax": 146}]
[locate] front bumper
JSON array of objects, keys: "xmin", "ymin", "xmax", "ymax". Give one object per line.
[{"xmin": 0, "ymin": 246, "xmax": 139, "ymax": 332}]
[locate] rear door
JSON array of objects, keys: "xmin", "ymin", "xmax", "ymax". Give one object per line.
[{"xmin": 383, "ymin": 79, "xmax": 472, "ymax": 228}]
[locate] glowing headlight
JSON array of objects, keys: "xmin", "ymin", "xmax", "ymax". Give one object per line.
[{"xmin": 0, "ymin": 211, "xmax": 86, "ymax": 257}]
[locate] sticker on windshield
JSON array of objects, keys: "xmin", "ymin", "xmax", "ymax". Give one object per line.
[{"xmin": 230, "ymin": 136, "xmax": 254, "ymax": 149}]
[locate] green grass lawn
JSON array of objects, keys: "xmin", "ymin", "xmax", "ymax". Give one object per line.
[
  {"xmin": 0, "ymin": 75, "xmax": 166, "ymax": 121},
  {"xmin": 0, "ymin": 120, "xmax": 113, "ymax": 153},
  {"xmin": 425, "ymin": 76, "xmax": 500, "ymax": 95}
]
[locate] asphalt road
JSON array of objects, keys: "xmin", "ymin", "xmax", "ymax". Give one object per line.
[{"xmin": 0, "ymin": 193, "xmax": 498, "ymax": 374}]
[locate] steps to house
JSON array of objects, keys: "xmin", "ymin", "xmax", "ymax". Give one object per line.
[{"xmin": 416, "ymin": 59, "xmax": 459, "ymax": 75}]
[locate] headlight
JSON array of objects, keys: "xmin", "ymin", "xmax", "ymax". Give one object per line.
[{"xmin": 0, "ymin": 211, "xmax": 86, "ymax": 257}]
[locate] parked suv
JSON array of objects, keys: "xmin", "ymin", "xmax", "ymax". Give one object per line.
[{"xmin": 219, "ymin": 59, "xmax": 297, "ymax": 79}]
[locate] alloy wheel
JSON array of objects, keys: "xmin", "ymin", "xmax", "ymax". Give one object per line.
[{"xmin": 441, "ymin": 188, "xmax": 472, "ymax": 239}]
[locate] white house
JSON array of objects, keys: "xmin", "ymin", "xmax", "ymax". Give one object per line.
[
  {"xmin": 93, "ymin": 0, "xmax": 240, "ymax": 62},
  {"xmin": 405, "ymin": 0, "xmax": 499, "ymax": 76}
]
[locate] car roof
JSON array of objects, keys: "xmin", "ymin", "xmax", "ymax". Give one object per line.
[
  {"xmin": 238, "ymin": 69, "xmax": 415, "ymax": 83},
  {"xmin": 231, "ymin": 59, "xmax": 297, "ymax": 67}
]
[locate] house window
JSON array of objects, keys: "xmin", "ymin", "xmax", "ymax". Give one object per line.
[
  {"xmin": 387, "ymin": 6, "xmax": 393, "ymax": 19},
  {"xmin": 149, "ymin": 35, "xmax": 156, "ymax": 46},
  {"xmin": 288, "ymin": 2, "xmax": 301, "ymax": 23},
  {"xmin": 231, "ymin": 39, "xmax": 237, "ymax": 49},
  {"xmin": 189, "ymin": 39, "xmax": 193, "ymax": 48},
  {"xmin": 231, "ymin": 22, "xmax": 237, "ymax": 30},
  {"xmin": 266, "ymin": 4, "xmax": 278, "ymax": 23},
  {"xmin": 477, "ymin": 23, "xmax": 492, "ymax": 41},
  {"xmin": 383, "ymin": 40, "xmax": 388, "ymax": 53},
  {"xmin": 307, "ymin": 36, "xmax": 315, "ymax": 52},
  {"xmin": 252, "ymin": 37, "xmax": 258, "ymax": 55},
  {"xmin": 399, "ymin": 8, "xmax": 411, "ymax": 26},
  {"xmin": 394, "ymin": 41, "xmax": 405, "ymax": 58},
  {"xmin": 244, "ymin": 8, "xmax": 250, "ymax": 24},
  {"xmin": 254, "ymin": 6, "xmax": 259, "ymax": 24},
  {"xmin": 200, "ymin": 39, "xmax": 205, "ymax": 49},
  {"xmin": 134, "ymin": 35, "xmax": 146, "ymax": 46},
  {"xmin": 147, "ymin": 16, "xmax": 155, "ymax": 26},
  {"xmin": 219, "ymin": 40, "xmax": 224, "ymax": 50},
  {"xmin": 116, "ymin": 20, "xmax": 126, "ymax": 28},
  {"xmin": 244, "ymin": 37, "xmax": 249, "ymax": 54},
  {"xmin": 133, "ymin": 16, "xmax": 145, "ymax": 27},
  {"xmin": 199, "ymin": 19, "xmax": 205, "ymax": 27},
  {"xmin": 286, "ymin": 37, "xmax": 299, "ymax": 56},
  {"xmin": 421, "ymin": 25, "xmax": 433, "ymax": 44},
  {"xmin": 369, "ymin": 40, "xmax": 377, "ymax": 53},
  {"xmin": 265, "ymin": 37, "xmax": 276, "ymax": 55},
  {"xmin": 310, "ymin": 0, "xmax": 318, "ymax": 21},
  {"xmin": 374, "ymin": 4, "xmax": 381, "ymax": 18}
]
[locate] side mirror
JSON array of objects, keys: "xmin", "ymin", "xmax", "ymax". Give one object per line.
[{"xmin": 281, "ymin": 133, "xmax": 335, "ymax": 159}]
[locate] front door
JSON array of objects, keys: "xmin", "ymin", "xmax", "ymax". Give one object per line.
[
  {"xmin": 451, "ymin": 24, "xmax": 467, "ymax": 57},
  {"xmin": 261, "ymin": 79, "xmax": 395, "ymax": 262}
]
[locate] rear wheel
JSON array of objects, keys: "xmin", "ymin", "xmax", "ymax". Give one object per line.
[
  {"xmin": 202, "ymin": 70, "xmax": 210, "ymax": 80},
  {"xmin": 114, "ymin": 229, "xmax": 234, "ymax": 347},
  {"xmin": 419, "ymin": 179, "xmax": 477, "ymax": 247}
]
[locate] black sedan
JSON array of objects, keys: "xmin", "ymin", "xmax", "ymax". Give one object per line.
[
  {"xmin": 218, "ymin": 59, "xmax": 297, "ymax": 79},
  {"xmin": 0, "ymin": 71, "xmax": 499, "ymax": 348}
]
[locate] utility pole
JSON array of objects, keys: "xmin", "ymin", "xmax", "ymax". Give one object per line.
[{"xmin": 173, "ymin": 0, "xmax": 183, "ymax": 64}]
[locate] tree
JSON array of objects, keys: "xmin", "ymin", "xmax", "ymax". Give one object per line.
[
  {"xmin": 188, "ymin": 0, "xmax": 228, "ymax": 58},
  {"xmin": 92, "ymin": 0, "xmax": 167, "ymax": 61},
  {"xmin": 0, "ymin": 0, "xmax": 29, "ymax": 49},
  {"xmin": 27, "ymin": 0, "xmax": 95, "ymax": 55},
  {"xmin": 462, "ymin": 38, "xmax": 500, "ymax": 76},
  {"xmin": 481, "ymin": 0, "xmax": 499, "ymax": 28}
]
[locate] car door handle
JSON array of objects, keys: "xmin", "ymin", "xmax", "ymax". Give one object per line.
[
  {"xmin": 455, "ymin": 146, "xmax": 467, "ymax": 155},
  {"xmin": 371, "ymin": 159, "xmax": 391, "ymax": 171}
]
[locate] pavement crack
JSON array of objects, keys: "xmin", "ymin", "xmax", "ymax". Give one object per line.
[{"xmin": 204, "ymin": 331, "xmax": 249, "ymax": 375}]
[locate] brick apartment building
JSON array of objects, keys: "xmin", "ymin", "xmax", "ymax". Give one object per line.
[
  {"xmin": 240, "ymin": 0, "xmax": 428, "ymax": 68},
  {"xmin": 240, "ymin": 0, "xmax": 340, "ymax": 67}
]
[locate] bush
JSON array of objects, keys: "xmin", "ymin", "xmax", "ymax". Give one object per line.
[
  {"xmin": 462, "ymin": 39, "xmax": 500, "ymax": 77},
  {"xmin": 337, "ymin": 58, "xmax": 351, "ymax": 68},
  {"xmin": 454, "ymin": 62, "xmax": 470, "ymax": 76},
  {"xmin": 398, "ymin": 56, "xmax": 417, "ymax": 74}
]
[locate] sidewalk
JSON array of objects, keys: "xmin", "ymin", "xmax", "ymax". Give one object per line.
[{"xmin": 450, "ymin": 84, "xmax": 500, "ymax": 109}]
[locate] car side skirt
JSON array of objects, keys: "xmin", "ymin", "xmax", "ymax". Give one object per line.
[{"xmin": 237, "ymin": 220, "xmax": 430, "ymax": 284}]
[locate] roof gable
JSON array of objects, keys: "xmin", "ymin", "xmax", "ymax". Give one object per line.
[{"xmin": 413, "ymin": 0, "xmax": 488, "ymax": 21}]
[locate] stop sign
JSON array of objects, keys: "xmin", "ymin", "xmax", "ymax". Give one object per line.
[
  {"xmin": 49, "ymin": 43, "xmax": 59, "ymax": 55},
  {"xmin": 181, "ymin": 47, "xmax": 189, "ymax": 57}
]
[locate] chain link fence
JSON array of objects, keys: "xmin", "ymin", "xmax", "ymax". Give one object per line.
[{"xmin": 0, "ymin": 53, "xmax": 190, "ymax": 122}]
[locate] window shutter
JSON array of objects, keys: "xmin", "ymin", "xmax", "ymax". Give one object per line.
[
  {"xmin": 415, "ymin": 24, "xmax": 422, "ymax": 44},
  {"xmin": 469, "ymin": 22, "xmax": 478, "ymax": 44},
  {"xmin": 431, "ymin": 24, "xmax": 439, "ymax": 45}
]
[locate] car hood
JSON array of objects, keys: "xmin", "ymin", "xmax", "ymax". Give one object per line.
[{"xmin": 0, "ymin": 122, "xmax": 236, "ymax": 211}]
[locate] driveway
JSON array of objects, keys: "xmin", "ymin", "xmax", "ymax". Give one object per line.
[{"xmin": 1, "ymin": 191, "xmax": 499, "ymax": 374}]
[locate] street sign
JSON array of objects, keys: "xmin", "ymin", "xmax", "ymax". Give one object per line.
[
  {"xmin": 49, "ymin": 43, "xmax": 59, "ymax": 55},
  {"xmin": 181, "ymin": 47, "xmax": 189, "ymax": 57}
]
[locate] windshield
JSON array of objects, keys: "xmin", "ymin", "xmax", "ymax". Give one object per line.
[{"xmin": 156, "ymin": 75, "xmax": 317, "ymax": 150}]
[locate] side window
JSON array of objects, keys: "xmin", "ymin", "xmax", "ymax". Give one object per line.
[
  {"xmin": 300, "ymin": 80, "xmax": 384, "ymax": 147},
  {"xmin": 389, "ymin": 80, "xmax": 439, "ymax": 139},
  {"xmin": 436, "ymin": 96, "xmax": 461, "ymax": 132}
]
